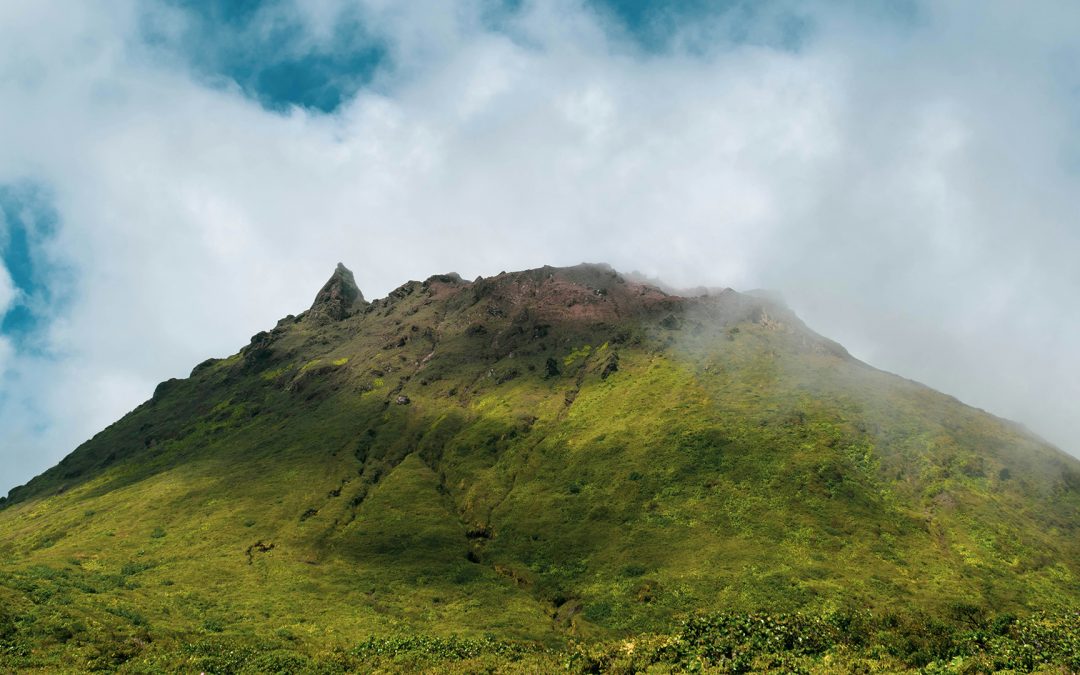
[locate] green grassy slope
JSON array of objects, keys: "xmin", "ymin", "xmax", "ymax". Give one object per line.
[{"xmin": 1, "ymin": 263, "xmax": 1078, "ymax": 671}]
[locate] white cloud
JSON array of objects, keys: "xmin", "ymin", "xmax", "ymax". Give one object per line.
[
  {"xmin": 0, "ymin": 335, "xmax": 11, "ymax": 374},
  {"xmin": 0, "ymin": 265, "xmax": 14, "ymax": 319},
  {"xmin": 1, "ymin": 0, "xmax": 1079, "ymax": 491}
]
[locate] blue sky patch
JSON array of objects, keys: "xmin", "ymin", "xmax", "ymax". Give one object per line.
[
  {"xmin": 0, "ymin": 184, "xmax": 65, "ymax": 345},
  {"xmin": 149, "ymin": 0, "xmax": 387, "ymax": 113},
  {"xmin": 587, "ymin": 0, "xmax": 815, "ymax": 54},
  {"xmin": 148, "ymin": 0, "xmax": 824, "ymax": 115}
]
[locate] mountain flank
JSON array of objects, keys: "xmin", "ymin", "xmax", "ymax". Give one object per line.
[{"xmin": 1, "ymin": 263, "xmax": 1078, "ymax": 672}]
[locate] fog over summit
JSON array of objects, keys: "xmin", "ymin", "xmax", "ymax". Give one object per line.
[{"xmin": 1, "ymin": 1, "xmax": 1079, "ymax": 491}]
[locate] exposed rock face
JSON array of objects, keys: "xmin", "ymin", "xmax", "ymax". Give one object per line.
[
  {"xmin": 308, "ymin": 263, "xmax": 366, "ymax": 323},
  {"xmin": 241, "ymin": 331, "xmax": 276, "ymax": 368}
]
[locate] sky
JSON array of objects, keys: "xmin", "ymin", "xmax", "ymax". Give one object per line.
[{"xmin": 1, "ymin": 0, "xmax": 1079, "ymax": 493}]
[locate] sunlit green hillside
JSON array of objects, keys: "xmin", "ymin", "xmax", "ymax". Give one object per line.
[{"xmin": 2, "ymin": 264, "xmax": 1078, "ymax": 672}]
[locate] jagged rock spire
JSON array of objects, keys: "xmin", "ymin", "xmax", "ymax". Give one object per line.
[{"xmin": 308, "ymin": 263, "xmax": 366, "ymax": 322}]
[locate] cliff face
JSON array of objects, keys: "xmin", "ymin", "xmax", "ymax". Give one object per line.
[{"xmin": 1, "ymin": 263, "xmax": 1078, "ymax": 654}]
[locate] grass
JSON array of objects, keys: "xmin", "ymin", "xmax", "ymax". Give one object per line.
[{"xmin": 1, "ymin": 264, "xmax": 1078, "ymax": 671}]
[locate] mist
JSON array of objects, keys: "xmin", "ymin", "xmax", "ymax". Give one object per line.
[{"xmin": 1, "ymin": 0, "xmax": 1079, "ymax": 493}]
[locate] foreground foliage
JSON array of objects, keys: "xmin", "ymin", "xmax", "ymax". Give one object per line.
[{"xmin": 3, "ymin": 603, "xmax": 1079, "ymax": 673}]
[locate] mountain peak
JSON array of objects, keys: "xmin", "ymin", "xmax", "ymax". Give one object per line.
[
  {"xmin": 3, "ymin": 262, "xmax": 1079, "ymax": 671},
  {"xmin": 308, "ymin": 262, "xmax": 366, "ymax": 322}
]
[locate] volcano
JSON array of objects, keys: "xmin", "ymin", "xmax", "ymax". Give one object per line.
[{"xmin": 1, "ymin": 263, "xmax": 1078, "ymax": 671}]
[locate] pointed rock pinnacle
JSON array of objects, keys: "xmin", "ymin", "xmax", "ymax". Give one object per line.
[{"xmin": 308, "ymin": 262, "xmax": 366, "ymax": 322}]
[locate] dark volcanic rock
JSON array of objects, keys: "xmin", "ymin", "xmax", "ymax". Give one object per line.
[
  {"xmin": 241, "ymin": 330, "xmax": 276, "ymax": 369},
  {"xmin": 308, "ymin": 263, "xmax": 367, "ymax": 323}
]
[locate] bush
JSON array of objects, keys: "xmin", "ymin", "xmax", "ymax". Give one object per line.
[{"xmin": 562, "ymin": 610, "xmax": 1080, "ymax": 674}]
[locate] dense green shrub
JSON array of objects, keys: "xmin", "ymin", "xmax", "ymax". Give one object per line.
[
  {"xmin": 560, "ymin": 610, "xmax": 1080, "ymax": 674},
  {"xmin": 1, "ymin": 611, "xmax": 1079, "ymax": 673},
  {"xmin": 351, "ymin": 634, "xmax": 538, "ymax": 662}
]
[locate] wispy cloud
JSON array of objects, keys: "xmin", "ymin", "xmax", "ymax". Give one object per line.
[{"xmin": 1, "ymin": 0, "xmax": 1078, "ymax": 491}]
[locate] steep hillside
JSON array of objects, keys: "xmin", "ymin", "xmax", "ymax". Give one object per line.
[{"xmin": 1, "ymin": 263, "xmax": 1078, "ymax": 671}]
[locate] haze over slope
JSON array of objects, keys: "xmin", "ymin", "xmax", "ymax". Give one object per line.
[{"xmin": 0, "ymin": 264, "xmax": 1078, "ymax": 668}]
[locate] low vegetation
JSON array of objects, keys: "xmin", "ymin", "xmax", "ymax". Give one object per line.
[{"xmin": 2, "ymin": 587, "xmax": 1078, "ymax": 673}]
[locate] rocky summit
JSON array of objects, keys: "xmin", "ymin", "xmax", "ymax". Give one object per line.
[
  {"xmin": 1, "ymin": 263, "xmax": 1079, "ymax": 672},
  {"xmin": 307, "ymin": 262, "xmax": 367, "ymax": 323}
]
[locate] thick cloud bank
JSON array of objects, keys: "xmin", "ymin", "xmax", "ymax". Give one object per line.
[{"xmin": 1, "ymin": 1, "xmax": 1079, "ymax": 491}]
